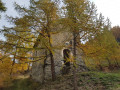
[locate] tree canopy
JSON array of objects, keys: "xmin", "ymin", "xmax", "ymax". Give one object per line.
[{"xmin": 0, "ymin": 0, "xmax": 120, "ymax": 89}]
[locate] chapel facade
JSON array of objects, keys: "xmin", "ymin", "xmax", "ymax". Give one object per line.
[{"xmin": 31, "ymin": 31, "xmax": 87, "ymax": 83}]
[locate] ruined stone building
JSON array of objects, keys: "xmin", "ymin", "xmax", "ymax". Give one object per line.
[{"xmin": 31, "ymin": 31, "xmax": 86, "ymax": 83}]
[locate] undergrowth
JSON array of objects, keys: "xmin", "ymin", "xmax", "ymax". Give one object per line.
[{"xmin": 2, "ymin": 71, "xmax": 120, "ymax": 90}]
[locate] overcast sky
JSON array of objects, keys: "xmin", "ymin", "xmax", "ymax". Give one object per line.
[
  {"xmin": 0, "ymin": 0, "xmax": 120, "ymax": 29},
  {"xmin": 0, "ymin": 0, "xmax": 30, "ymax": 28},
  {"xmin": 92, "ymin": 0, "xmax": 120, "ymax": 27}
]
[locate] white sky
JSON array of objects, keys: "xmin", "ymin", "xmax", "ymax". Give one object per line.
[
  {"xmin": 91, "ymin": 0, "xmax": 120, "ymax": 27},
  {"xmin": 0, "ymin": 0, "xmax": 120, "ymax": 28},
  {"xmin": 0, "ymin": 0, "xmax": 30, "ymax": 28},
  {"xmin": 0, "ymin": 0, "xmax": 30, "ymax": 40}
]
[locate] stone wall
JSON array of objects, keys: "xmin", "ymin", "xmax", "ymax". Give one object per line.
[{"xmin": 31, "ymin": 31, "xmax": 87, "ymax": 83}]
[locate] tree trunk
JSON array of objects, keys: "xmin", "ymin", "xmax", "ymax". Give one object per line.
[
  {"xmin": 50, "ymin": 51, "xmax": 56, "ymax": 81},
  {"xmin": 27, "ymin": 63, "xmax": 30, "ymax": 71},
  {"xmin": 41, "ymin": 50, "xmax": 47, "ymax": 83},
  {"xmin": 10, "ymin": 48, "xmax": 17, "ymax": 76},
  {"xmin": 115, "ymin": 58, "xmax": 120, "ymax": 68},
  {"xmin": 73, "ymin": 32, "xmax": 78, "ymax": 90},
  {"xmin": 107, "ymin": 58, "xmax": 113, "ymax": 70},
  {"xmin": 47, "ymin": 32, "xmax": 56, "ymax": 81}
]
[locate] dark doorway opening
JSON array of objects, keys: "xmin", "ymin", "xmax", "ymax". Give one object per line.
[
  {"xmin": 62, "ymin": 49, "xmax": 71, "ymax": 74},
  {"xmin": 63, "ymin": 49, "xmax": 70, "ymax": 66}
]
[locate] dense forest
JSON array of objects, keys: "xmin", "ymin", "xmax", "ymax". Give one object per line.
[{"xmin": 0, "ymin": 0, "xmax": 120, "ymax": 90}]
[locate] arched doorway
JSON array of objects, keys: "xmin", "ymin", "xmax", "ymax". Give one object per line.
[
  {"xmin": 63, "ymin": 49, "xmax": 70, "ymax": 67},
  {"xmin": 62, "ymin": 49, "xmax": 71, "ymax": 74}
]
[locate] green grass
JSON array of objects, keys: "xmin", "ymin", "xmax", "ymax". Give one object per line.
[
  {"xmin": 3, "ymin": 78, "xmax": 41, "ymax": 90},
  {"xmin": 78, "ymin": 71, "xmax": 120, "ymax": 90},
  {"xmin": 3, "ymin": 71, "xmax": 120, "ymax": 90}
]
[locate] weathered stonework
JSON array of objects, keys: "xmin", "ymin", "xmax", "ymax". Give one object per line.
[{"xmin": 31, "ymin": 31, "xmax": 87, "ymax": 83}]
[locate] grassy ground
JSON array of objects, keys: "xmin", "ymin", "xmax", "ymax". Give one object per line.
[
  {"xmin": 77, "ymin": 71, "xmax": 120, "ymax": 90},
  {"xmin": 2, "ymin": 71, "xmax": 120, "ymax": 90}
]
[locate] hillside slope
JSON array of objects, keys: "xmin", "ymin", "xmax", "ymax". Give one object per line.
[{"xmin": 3, "ymin": 71, "xmax": 120, "ymax": 90}]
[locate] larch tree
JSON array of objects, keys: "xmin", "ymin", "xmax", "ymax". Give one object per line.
[
  {"xmin": 82, "ymin": 17, "xmax": 120, "ymax": 70},
  {"xmin": 1, "ymin": 0, "xmax": 119, "ymax": 87},
  {"xmin": 0, "ymin": 0, "xmax": 6, "ymax": 14},
  {"xmin": 62, "ymin": 0, "xmax": 101, "ymax": 89},
  {"xmin": 1, "ymin": 0, "xmax": 59, "ymax": 81}
]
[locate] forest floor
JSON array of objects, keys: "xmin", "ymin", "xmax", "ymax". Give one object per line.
[{"xmin": 2, "ymin": 71, "xmax": 120, "ymax": 90}]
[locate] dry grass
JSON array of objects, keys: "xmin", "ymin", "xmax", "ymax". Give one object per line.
[{"xmin": 1, "ymin": 71, "xmax": 120, "ymax": 90}]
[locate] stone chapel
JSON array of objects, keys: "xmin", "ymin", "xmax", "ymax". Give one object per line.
[{"xmin": 31, "ymin": 30, "xmax": 87, "ymax": 83}]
